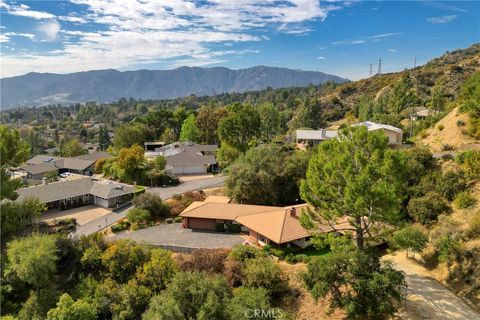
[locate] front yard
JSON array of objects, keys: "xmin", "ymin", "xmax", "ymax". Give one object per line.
[{"xmin": 39, "ymin": 205, "xmax": 112, "ymax": 226}]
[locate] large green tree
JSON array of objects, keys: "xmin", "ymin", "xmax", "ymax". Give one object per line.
[
  {"xmin": 258, "ymin": 102, "xmax": 281, "ymax": 141},
  {"xmin": 226, "ymin": 145, "xmax": 310, "ymax": 206},
  {"xmin": 179, "ymin": 114, "xmax": 200, "ymax": 142},
  {"xmin": 113, "ymin": 123, "xmax": 150, "ymax": 149},
  {"xmin": 196, "ymin": 105, "xmax": 228, "ymax": 144},
  {"xmin": 46, "ymin": 293, "xmax": 96, "ymax": 320},
  {"xmin": 59, "ymin": 139, "xmax": 87, "ymax": 157},
  {"xmin": 218, "ymin": 103, "xmax": 261, "ymax": 152},
  {"xmin": 300, "ymin": 126, "xmax": 407, "ymax": 249}
]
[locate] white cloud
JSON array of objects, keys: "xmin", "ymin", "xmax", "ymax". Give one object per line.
[
  {"xmin": 4, "ymin": 2, "xmax": 56, "ymax": 20},
  {"xmin": 317, "ymin": 56, "xmax": 326, "ymax": 60},
  {"xmin": 368, "ymin": 32, "xmax": 402, "ymax": 39},
  {"xmin": 333, "ymin": 32, "xmax": 400, "ymax": 45},
  {"xmin": 333, "ymin": 39, "xmax": 366, "ymax": 45},
  {"xmin": 2, "ymin": 0, "xmax": 345, "ymax": 77},
  {"xmin": 427, "ymin": 15, "xmax": 458, "ymax": 24},
  {"xmin": 387, "ymin": 48, "xmax": 396, "ymax": 53},
  {"xmin": 4, "ymin": 32, "xmax": 36, "ymax": 40},
  {"xmin": 0, "ymin": 34, "xmax": 10, "ymax": 43},
  {"xmin": 37, "ymin": 20, "xmax": 61, "ymax": 41}
]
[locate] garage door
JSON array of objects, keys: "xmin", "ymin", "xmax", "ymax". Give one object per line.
[
  {"xmin": 187, "ymin": 218, "xmax": 216, "ymax": 230},
  {"xmin": 172, "ymin": 165, "xmax": 207, "ymax": 174}
]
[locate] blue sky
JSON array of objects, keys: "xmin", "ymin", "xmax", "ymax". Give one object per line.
[{"xmin": 1, "ymin": 0, "xmax": 479, "ymax": 80}]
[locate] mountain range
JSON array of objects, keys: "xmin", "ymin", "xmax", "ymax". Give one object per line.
[{"xmin": 0, "ymin": 66, "xmax": 348, "ymax": 109}]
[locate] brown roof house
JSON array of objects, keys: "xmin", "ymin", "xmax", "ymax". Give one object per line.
[{"xmin": 180, "ymin": 197, "xmax": 313, "ymax": 248}]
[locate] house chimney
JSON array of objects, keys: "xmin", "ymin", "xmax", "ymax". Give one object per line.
[{"xmin": 289, "ymin": 207, "xmax": 296, "ymax": 217}]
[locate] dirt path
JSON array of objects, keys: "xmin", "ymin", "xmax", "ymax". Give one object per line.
[{"xmin": 384, "ymin": 252, "xmax": 479, "ymax": 320}]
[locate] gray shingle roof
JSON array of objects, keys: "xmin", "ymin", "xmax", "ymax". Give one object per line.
[
  {"xmin": 20, "ymin": 163, "xmax": 58, "ymax": 175},
  {"xmin": 53, "ymin": 158, "xmax": 95, "ymax": 171},
  {"xmin": 15, "ymin": 178, "xmax": 135, "ymax": 203},
  {"xmin": 155, "ymin": 142, "xmax": 217, "ymax": 166},
  {"xmin": 74, "ymin": 151, "xmax": 111, "ymax": 162},
  {"xmin": 26, "ymin": 155, "xmax": 59, "ymax": 165}
]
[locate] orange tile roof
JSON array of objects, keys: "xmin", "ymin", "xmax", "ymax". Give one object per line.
[{"xmin": 180, "ymin": 202, "xmax": 279, "ymax": 220}]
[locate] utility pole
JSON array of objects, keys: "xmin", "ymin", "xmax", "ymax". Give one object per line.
[
  {"xmin": 413, "ymin": 57, "xmax": 417, "ymax": 69},
  {"xmin": 377, "ymin": 57, "xmax": 382, "ymax": 75},
  {"xmin": 369, "ymin": 64, "xmax": 373, "ymax": 77}
]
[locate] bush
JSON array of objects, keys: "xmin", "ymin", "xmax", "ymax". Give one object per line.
[
  {"xmin": 407, "ymin": 192, "xmax": 450, "ymax": 225},
  {"xmin": 456, "ymin": 120, "xmax": 466, "ymax": 127},
  {"xmin": 215, "ymin": 223, "xmax": 225, "ymax": 232},
  {"xmin": 178, "ymin": 249, "xmax": 230, "ymax": 274},
  {"xmin": 438, "ymin": 124, "xmax": 444, "ymax": 131},
  {"xmin": 392, "ymin": 225, "xmax": 428, "ymax": 258},
  {"xmin": 242, "ymin": 257, "xmax": 289, "ymax": 298},
  {"xmin": 133, "ymin": 193, "xmax": 170, "ymax": 218},
  {"xmin": 228, "ymin": 287, "xmax": 273, "ymax": 320},
  {"xmin": 441, "ymin": 143, "xmax": 454, "ymax": 151},
  {"xmin": 126, "ymin": 208, "xmax": 151, "ymax": 227},
  {"xmin": 437, "ymin": 236, "xmax": 462, "ymax": 264},
  {"xmin": 465, "ymin": 212, "xmax": 480, "ymax": 239},
  {"xmin": 225, "ymin": 223, "xmax": 241, "ymax": 233},
  {"xmin": 165, "ymin": 218, "xmax": 173, "ymax": 224},
  {"xmin": 229, "ymin": 244, "xmax": 268, "ymax": 262},
  {"xmin": 174, "ymin": 216, "xmax": 183, "ymax": 223},
  {"xmin": 223, "ymin": 258, "xmax": 243, "ymax": 287},
  {"xmin": 454, "ymin": 191, "xmax": 476, "ymax": 209},
  {"xmin": 59, "ymin": 202, "xmax": 66, "ymax": 210}
]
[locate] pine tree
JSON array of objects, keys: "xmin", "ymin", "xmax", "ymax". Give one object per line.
[{"xmin": 98, "ymin": 126, "xmax": 111, "ymax": 151}]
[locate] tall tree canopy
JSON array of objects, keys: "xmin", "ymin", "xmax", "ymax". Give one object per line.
[
  {"xmin": 300, "ymin": 126, "xmax": 407, "ymax": 249},
  {"xmin": 218, "ymin": 103, "xmax": 261, "ymax": 152},
  {"xmin": 179, "ymin": 114, "xmax": 200, "ymax": 142},
  {"xmin": 196, "ymin": 105, "xmax": 228, "ymax": 144}
]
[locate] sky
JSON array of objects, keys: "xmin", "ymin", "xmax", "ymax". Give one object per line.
[{"xmin": 0, "ymin": 0, "xmax": 479, "ymax": 80}]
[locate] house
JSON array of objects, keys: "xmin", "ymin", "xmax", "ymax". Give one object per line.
[
  {"xmin": 146, "ymin": 141, "xmax": 218, "ymax": 174},
  {"xmin": 296, "ymin": 121, "xmax": 403, "ymax": 146},
  {"xmin": 180, "ymin": 198, "xmax": 312, "ymax": 248},
  {"xmin": 15, "ymin": 178, "xmax": 136, "ymax": 209},
  {"xmin": 16, "ymin": 151, "xmax": 111, "ymax": 181}
]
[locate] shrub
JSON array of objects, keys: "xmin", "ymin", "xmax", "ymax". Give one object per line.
[
  {"xmin": 187, "ymin": 249, "xmax": 230, "ymax": 274},
  {"xmin": 132, "ymin": 193, "xmax": 170, "ymax": 218},
  {"xmin": 441, "ymin": 154, "xmax": 453, "ymax": 161},
  {"xmin": 438, "ymin": 124, "xmax": 444, "ymax": 131},
  {"xmin": 441, "ymin": 143, "xmax": 454, "ymax": 151},
  {"xmin": 223, "ymin": 258, "xmax": 243, "ymax": 287},
  {"xmin": 437, "ymin": 236, "xmax": 462, "ymax": 264},
  {"xmin": 226, "ymin": 223, "xmax": 241, "ymax": 233},
  {"xmin": 242, "ymin": 257, "xmax": 289, "ymax": 298},
  {"xmin": 126, "ymin": 208, "xmax": 151, "ymax": 228},
  {"xmin": 229, "ymin": 244, "xmax": 268, "ymax": 262},
  {"xmin": 228, "ymin": 287, "xmax": 273, "ymax": 320},
  {"xmin": 392, "ymin": 225, "xmax": 428, "ymax": 258},
  {"xmin": 215, "ymin": 222, "xmax": 225, "ymax": 232},
  {"xmin": 456, "ymin": 120, "xmax": 466, "ymax": 127},
  {"xmin": 174, "ymin": 216, "xmax": 183, "ymax": 223},
  {"xmin": 465, "ymin": 212, "xmax": 480, "ymax": 239},
  {"xmin": 407, "ymin": 192, "xmax": 451, "ymax": 225},
  {"xmin": 59, "ymin": 202, "xmax": 66, "ymax": 210},
  {"xmin": 165, "ymin": 218, "xmax": 173, "ymax": 224},
  {"xmin": 454, "ymin": 191, "xmax": 476, "ymax": 209}
]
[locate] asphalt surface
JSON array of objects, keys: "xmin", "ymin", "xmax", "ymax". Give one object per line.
[
  {"xmin": 71, "ymin": 175, "xmax": 226, "ymax": 237},
  {"xmin": 110, "ymin": 223, "xmax": 244, "ymax": 249}
]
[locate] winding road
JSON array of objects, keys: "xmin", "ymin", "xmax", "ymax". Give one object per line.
[{"xmin": 71, "ymin": 175, "xmax": 226, "ymax": 237}]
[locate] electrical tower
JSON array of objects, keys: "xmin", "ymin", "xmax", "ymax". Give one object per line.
[
  {"xmin": 377, "ymin": 57, "xmax": 382, "ymax": 75},
  {"xmin": 369, "ymin": 64, "xmax": 373, "ymax": 77},
  {"xmin": 414, "ymin": 57, "xmax": 417, "ymax": 69}
]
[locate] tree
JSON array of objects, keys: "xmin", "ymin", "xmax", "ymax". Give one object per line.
[
  {"xmin": 300, "ymin": 126, "xmax": 407, "ymax": 249},
  {"xmin": 458, "ymin": 72, "xmax": 480, "ymax": 138},
  {"xmin": 142, "ymin": 272, "xmax": 230, "ymax": 320},
  {"xmin": 113, "ymin": 123, "xmax": 149, "ymax": 149},
  {"xmin": 226, "ymin": 145, "xmax": 309, "ymax": 206},
  {"xmin": 126, "ymin": 208, "xmax": 152, "ymax": 227},
  {"xmin": 295, "ymin": 97, "xmax": 326, "ymax": 129},
  {"xmin": 101, "ymin": 240, "xmax": 150, "ymax": 283},
  {"xmin": 46, "ymin": 293, "xmax": 96, "ymax": 320},
  {"xmin": 302, "ymin": 250, "xmax": 405, "ymax": 319},
  {"xmin": 388, "ymin": 76, "xmax": 417, "ymax": 114},
  {"xmin": 196, "ymin": 105, "xmax": 228, "ymax": 144},
  {"xmin": 242, "ymin": 257, "xmax": 288, "ymax": 298},
  {"xmin": 216, "ymin": 143, "xmax": 241, "ymax": 168},
  {"xmin": 98, "ymin": 126, "xmax": 111, "ymax": 151},
  {"xmin": 430, "ymin": 83, "xmax": 446, "ymax": 113},
  {"xmin": 6, "ymin": 233, "xmax": 58, "ymax": 289},
  {"xmin": 258, "ymin": 102, "xmax": 281, "ymax": 141},
  {"xmin": 407, "ymin": 192, "xmax": 450, "ymax": 225},
  {"xmin": 392, "ymin": 225, "xmax": 428, "ymax": 258},
  {"xmin": 228, "ymin": 287, "xmax": 274, "ymax": 320},
  {"xmin": 179, "ymin": 114, "xmax": 200, "ymax": 142},
  {"xmin": 1, "ymin": 198, "xmax": 45, "ymax": 237},
  {"xmin": 60, "ymin": 139, "xmax": 88, "ymax": 157},
  {"xmin": 136, "ymin": 248, "xmax": 177, "ymax": 292},
  {"xmin": 105, "ymin": 144, "xmax": 145, "ymax": 182},
  {"xmin": 132, "ymin": 193, "xmax": 170, "ymax": 218},
  {"xmin": 218, "ymin": 103, "xmax": 261, "ymax": 152},
  {"xmin": 160, "ymin": 127, "xmax": 176, "ymax": 143}
]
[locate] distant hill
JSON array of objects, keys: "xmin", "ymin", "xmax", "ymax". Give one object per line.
[{"xmin": 0, "ymin": 66, "xmax": 348, "ymax": 109}]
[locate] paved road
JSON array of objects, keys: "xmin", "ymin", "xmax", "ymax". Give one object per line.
[
  {"xmin": 147, "ymin": 175, "xmax": 226, "ymax": 200},
  {"xmin": 384, "ymin": 253, "xmax": 479, "ymax": 320},
  {"xmin": 71, "ymin": 176, "xmax": 226, "ymax": 237},
  {"xmin": 110, "ymin": 223, "xmax": 243, "ymax": 249}
]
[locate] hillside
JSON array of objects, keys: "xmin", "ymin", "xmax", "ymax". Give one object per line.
[
  {"xmin": 418, "ymin": 107, "xmax": 479, "ymax": 152},
  {"xmin": 0, "ymin": 66, "xmax": 348, "ymax": 109}
]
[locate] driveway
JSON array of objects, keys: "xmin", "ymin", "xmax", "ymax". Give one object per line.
[
  {"xmin": 147, "ymin": 175, "xmax": 226, "ymax": 200},
  {"xmin": 110, "ymin": 223, "xmax": 244, "ymax": 249},
  {"xmin": 71, "ymin": 204, "xmax": 133, "ymax": 237},
  {"xmin": 40, "ymin": 205, "xmax": 111, "ymax": 226},
  {"xmin": 384, "ymin": 253, "xmax": 479, "ymax": 320}
]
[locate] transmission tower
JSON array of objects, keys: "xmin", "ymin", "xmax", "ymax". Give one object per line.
[
  {"xmin": 414, "ymin": 57, "xmax": 417, "ymax": 69},
  {"xmin": 377, "ymin": 57, "xmax": 382, "ymax": 75},
  {"xmin": 369, "ymin": 64, "xmax": 373, "ymax": 77}
]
